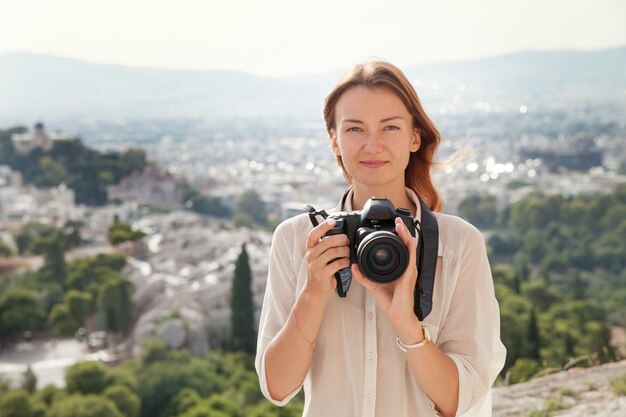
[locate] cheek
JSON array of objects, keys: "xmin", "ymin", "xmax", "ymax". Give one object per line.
[{"xmin": 335, "ymin": 138, "xmax": 352, "ymax": 156}]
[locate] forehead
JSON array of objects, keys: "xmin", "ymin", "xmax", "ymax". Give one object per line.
[{"xmin": 335, "ymin": 86, "xmax": 410, "ymax": 121}]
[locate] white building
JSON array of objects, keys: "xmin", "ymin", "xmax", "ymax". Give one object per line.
[
  {"xmin": 10, "ymin": 123, "xmax": 66, "ymax": 155},
  {"xmin": 107, "ymin": 165, "xmax": 183, "ymax": 210}
]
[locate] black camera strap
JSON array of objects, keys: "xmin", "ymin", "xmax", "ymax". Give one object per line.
[
  {"xmin": 414, "ymin": 198, "xmax": 438, "ymax": 321},
  {"xmin": 306, "ymin": 190, "xmax": 438, "ymax": 320}
]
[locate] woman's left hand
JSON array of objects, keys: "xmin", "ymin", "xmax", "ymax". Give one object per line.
[{"xmin": 351, "ymin": 217, "xmax": 421, "ymax": 331}]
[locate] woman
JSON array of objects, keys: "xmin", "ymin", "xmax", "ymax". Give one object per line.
[{"xmin": 255, "ymin": 61, "xmax": 506, "ymax": 417}]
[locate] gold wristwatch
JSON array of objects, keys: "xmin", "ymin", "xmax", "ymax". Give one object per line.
[{"xmin": 396, "ymin": 326, "xmax": 430, "ymax": 352}]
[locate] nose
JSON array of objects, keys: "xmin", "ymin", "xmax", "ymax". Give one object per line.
[{"xmin": 363, "ymin": 131, "xmax": 384, "ymax": 154}]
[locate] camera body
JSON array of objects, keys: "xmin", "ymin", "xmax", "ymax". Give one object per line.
[{"xmin": 323, "ymin": 198, "xmax": 415, "ymax": 296}]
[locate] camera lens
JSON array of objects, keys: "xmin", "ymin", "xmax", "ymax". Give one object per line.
[
  {"xmin": 357, "ymin": 231, "xmax": 409, "ymax": 283},
  {"xmin": 370, "ymin": 245, "xmax": 395, "ymax": 270}
]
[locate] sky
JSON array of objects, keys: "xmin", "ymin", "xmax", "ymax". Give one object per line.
[{"xmin": 1, "ymin": 0, "xmax": 625, "ymax": 76}]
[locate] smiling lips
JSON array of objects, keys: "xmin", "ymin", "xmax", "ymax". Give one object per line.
[{"xmin": 361, "ymin": 160, "xmax": 388, "ymax": 168}]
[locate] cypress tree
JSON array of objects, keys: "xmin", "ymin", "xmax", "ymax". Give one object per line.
[
  {"xmin": 230, "ymin": 243, "xmax": 257, "ymax": 353},
  {"xmin": 564, "ymin": 331, "xmax": 575, "ymax": 359},
  {"xmin": 572, "ymin": 272, "xmax": 585, "ymax": 300},
  {"xmin": 513, "ymin": 271, "xmax": 522, "ymax": 294},
  {"xmin": 527, "ymin": 308, "xmax": 541, "ymax": 360},
  {"xmin": 99, "ymin": 276, "xmax": 134, "ymax": 337}
]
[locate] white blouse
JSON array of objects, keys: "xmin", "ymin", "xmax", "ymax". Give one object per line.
[{"xmin": 256, "ymin": 188, "xmax": 506, "ymax": 416}]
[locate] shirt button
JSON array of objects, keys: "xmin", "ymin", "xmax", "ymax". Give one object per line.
[
  {"xmin": 368, "ymin": 352, "xmax": 374, "ymax": 360},
  {"xmin": 367, "ymin": 394, "xmax": 372, "ymax": 402},
  {"xmin": 368, "ymin": 312, "xmax": 373, "ymax": 320}
]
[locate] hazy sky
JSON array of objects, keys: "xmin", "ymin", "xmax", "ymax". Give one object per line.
[{"xmin": 1, "ymin": 0, "xmax": 625, "ymax": 76}]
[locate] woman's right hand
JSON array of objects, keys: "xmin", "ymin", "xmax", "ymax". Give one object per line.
[{"xmin": 304, "ymin": 219, "xmax": 351, "ymax": 300}]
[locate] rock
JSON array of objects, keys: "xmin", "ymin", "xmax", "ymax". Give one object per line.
[
  {"xmin": 157, "ymin": 318, "xmax": 186, "ymax": 349},
  {"xmin": 125, "ymin": 220, "xmax": 273, "ymax": 358},
  {"xmin": 493, "ymin": 360, "xmax": 626, "ymax": 416}
]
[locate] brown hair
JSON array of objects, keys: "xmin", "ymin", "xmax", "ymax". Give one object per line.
[{"xmin": 323, "ymin": 60, "xmax": 443, "ymax": 212}]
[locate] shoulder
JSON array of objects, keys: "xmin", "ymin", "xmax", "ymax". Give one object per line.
[
  {"xmin": 433, "ymin": 212, "xmax": 485, "ymax": 251},
  {"xmin": 272, "ymin": 212, "xmax": 314, "ymax": 247}
]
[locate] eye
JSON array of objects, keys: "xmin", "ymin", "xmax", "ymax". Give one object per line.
[
  {"xmin": 346, "ymin": 126, "xmax": 362, "ymax": 132},
  {"xmin": 384, "ymin": 125, "xmax": 400, "ymax": 131}
]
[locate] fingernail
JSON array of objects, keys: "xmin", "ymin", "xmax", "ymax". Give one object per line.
[{"xmin": 327, "ymin": 218, "xmax": 336, "ymax": 226}]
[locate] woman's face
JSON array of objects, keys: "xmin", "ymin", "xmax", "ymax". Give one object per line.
[{"xmin": 330, "ymin": 86, "xmax": 420, "ymax": 191}]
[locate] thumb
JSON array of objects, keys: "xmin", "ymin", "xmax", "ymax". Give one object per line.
[{"xmin": 351, "ymin": 263, "xmax": 376, "ymax": 292}]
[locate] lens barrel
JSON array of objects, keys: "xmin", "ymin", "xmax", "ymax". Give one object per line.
[{"xmin": 356, "ymin": 231, "xmax": 409, "ymax": 283}]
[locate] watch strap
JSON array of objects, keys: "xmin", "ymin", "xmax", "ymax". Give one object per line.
[{"xmin": 396, "ymin": 326, "xmax": 430, "ymax": 352}]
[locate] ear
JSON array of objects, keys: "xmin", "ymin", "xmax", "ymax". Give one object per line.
[
  {"xmin": 410, "ymin": 127, "xmax": 421, "ymax": 152},
  {"xmin": 330, "ymin": 129, "xmax": 341, "ymax": 156}
]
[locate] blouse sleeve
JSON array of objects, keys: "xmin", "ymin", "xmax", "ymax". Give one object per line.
[
  {"xmin": 437, "ymin": 225, "xmax": 507, "ymax": 416},
  {"xmin": 255, "ymin": 219, "xmax": 303, "ymax": 406}
]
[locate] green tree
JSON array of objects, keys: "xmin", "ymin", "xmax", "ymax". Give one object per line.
[
  {"xmin": 65, "ymin": 361, "xmax": 111, "ymax": 395},
  {"xmin": 49, "ymin": 303, "xmax": 77, "ymax": 336},
  {"xmin": 527, "ymin": 308, "xmax": 541, "ymax": 360},
  {"xmin": 235, "ymin": 190, "xmax": 268, "ymax": 227},
  {"xmin": 166, "ymin": 387, "xmax": 201, "ymax": 417},
  {"xmin": 521, "ymin": 280, "xmax": 561, "ymax": 311},
  {"xmin": 65, "ymin": 290, "xmax": 92, "ymax": 328},
  {"xmin": 179, "ymin": 395, "xmax": 240, "ymax": 417},
  {"xmin": 564, "ymin": 332, "xmax": 575, "ymax": 359},
  {"xmin": 103, "ymin": 385, "xmax": 141, "ymax": 417},
  {"xmin": 33, "ymin": 156, "xmax": 67, "ymax": 187},
  {"xmin": 137, "ymin": 360, "xmax": 220, "ymax": 417},
  {"xmin": 34, "ymin": 384, "xmax": 62, "ymax": 406},
  {"xmin": 248, "ymin": 401, "xmax": 304, "ymax": 417},
  {"xmin": 64, "ymin": 220, "xmax": 84, "ymax": 248},
  {"xmin": 588, "ymin": 322, "xmax": 617, "ymax": 364},
  {"xmin": 66, "ymin": 256, "xmax": 123, "ymax": 291},
  {"xmin": 22, "ymin": 365, "xmax": 38, "ymax": 393},
  {"xmin": 99, "ymin": 277, "xmax": 134, "ymax": 337},
  {"xmin": 230, "ymin": 244, "xmax": 256, "ymax": 353},
  {"xmin": 0, "ymin": 241, "xmax": 13, "ymax": 257},
  {"xmin": 182, "ymin": 188, "xmax": 231, "ymax": 218},
  {"xmin": 14, "ymin": 222, "xmax": 59, "ymax": 255},
  {"xmin": 108, "ymin": 219, "xmax": 145, "ymax": 245},
  {"xmin": 0, "ymin": 288, "xmax": 46, "ymax": 338},
  {"xmin": 48, "ymin": 395, "xmax": 123, "ymax": 417},
  {"xmin": 232, "ymin": 212, "xmax": 256, "ymax": 229},
  {"xmin": 508, "ymin": 358, "xmax": 541, "ymax": 384},
  {"xmin": 457, "ymin": 194, "xmax": 498, "ymax": 229},
  {"xmin": 572, "ymin": 272, "xmax": 586, "ymax": 300},
  {"xmin": 0, "ymin": 389, "xmax": 45, "ymax": 417},
  {"xmin": 30, "ymin": 232, "xmax": 68, "ymax": 287}
]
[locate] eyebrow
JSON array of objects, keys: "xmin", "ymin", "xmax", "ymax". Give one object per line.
[{"xmin": 341, "ymin": 116, "xmax": 404, "ymax": 124}]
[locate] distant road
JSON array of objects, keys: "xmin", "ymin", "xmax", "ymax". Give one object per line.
[
  {"xmin": 65, "ymin": 244, "xmax": 119, "ymax": 262},
  {"xmin": 0, "ymin": 338, "xmax": 109, "ymax": 388}
]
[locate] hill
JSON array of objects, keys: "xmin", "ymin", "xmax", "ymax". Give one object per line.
[{"xmin": 1, "ymin": 47, "xmax": 625, "ymax": 122}]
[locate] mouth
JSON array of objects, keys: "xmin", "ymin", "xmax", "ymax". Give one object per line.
[{"xmin": 360, "ymin": 160, "xmax": 388, "ymax": 168}]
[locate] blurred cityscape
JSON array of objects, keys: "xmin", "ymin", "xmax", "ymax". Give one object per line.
[{"xmin": 1, "ymin": 48, "xmax": 626, "ymax": 414}]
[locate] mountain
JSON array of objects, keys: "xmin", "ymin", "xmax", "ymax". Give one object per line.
[
  {"xmin": 1, "ymin": 47, "xmax": 625, "ymax": 123},
  {"xmin": 405, "ymin": 47, "xmax": 626, "ymax": 99}
]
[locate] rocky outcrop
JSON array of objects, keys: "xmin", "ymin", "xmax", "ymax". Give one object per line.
[
  {"xmin": 493, "ymin": 360, "xmax": 626, "ymax": 416},
  {"xmin": 123, "ymin": 211, "xmax": 272, "ymax": 357}
]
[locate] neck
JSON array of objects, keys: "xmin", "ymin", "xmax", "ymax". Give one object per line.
[{"xmin": 351, "ymin": 185, "xmax": 416, "ymax": 216}]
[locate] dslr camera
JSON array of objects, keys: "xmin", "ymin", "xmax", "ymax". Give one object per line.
[{"xmin": 309, "ymin": 198, "xmax": 415, "ymax": 297}]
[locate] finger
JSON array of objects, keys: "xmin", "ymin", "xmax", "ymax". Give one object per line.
[
  {"xmin": 306, "ymin": 218, "xmax": 336, "ymax": 248},
  {"xmin": 305, "ymin": 235, "xmax": 349, "ymax": 263},
  {"xmin": 308, "ymin": 246, "xmax": 351, "ymax": 271},
  {"xmin": 351, "ymin": 263, "xmax": 377, "ymax": 292},
  {"xmin": 322, "ymin": 258, "xmax": 351, "ymax": 278},
  {"xmin": 317, "ymin": 233, "xmax": 350, "ymax": 251},
  {"xmin": 395, "ymin": 218, "xmax": 413, "ymax": 244},
  {"xmin": 397, "ymin": 233, "xmax": 418, "ymax": 290}
]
